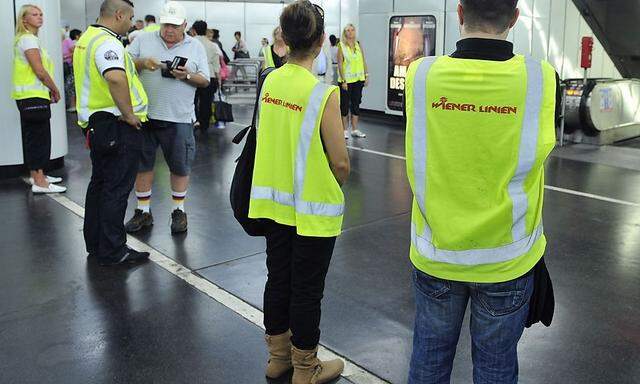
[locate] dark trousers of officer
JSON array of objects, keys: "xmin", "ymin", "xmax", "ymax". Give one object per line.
[{"xmin": 83, "ymin": 112, "xmax": 142, "ymax": 261}]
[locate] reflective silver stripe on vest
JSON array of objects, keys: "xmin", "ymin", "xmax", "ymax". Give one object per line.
[
  {"xmin": 79, "ymin": 31, "xmax": 110, "ymax": 124},
  {"xmin": 411, "ymin": 56, "xmax": 545, "ymax": 265},
  {"xmin": 125, "ymin": 54, "xmax": 146, "ymax": 114},
  {"xmin": 251, "ymin": 82, "xmax": 344, "ymax": 218},
  {"xmin": 251, "ymin": 186, "xmax": 343, "ymax": 217},
  {"xmin": 412, "ymin": 57, "xmax": 437, "ymax": 241},
  {"xmin": 508, "ymin": 57, "xmax": 543, "ymax": 240},
  {"xmin": 412, "ymin": 223, "xmax": 544, "ymax": 266},
  {"xmin": 13, "ymin": 84, "xmax": 48, "ymax": 93}
]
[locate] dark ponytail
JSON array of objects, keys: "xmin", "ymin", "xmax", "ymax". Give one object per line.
[{"xmin": 280, "ymin": 0, "xmax": 324, "ymax": 58}]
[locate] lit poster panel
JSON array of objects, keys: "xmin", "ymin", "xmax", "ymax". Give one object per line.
[{"xmin": 387, "ymin": 15, "xmax": 437, "ymax": 111}]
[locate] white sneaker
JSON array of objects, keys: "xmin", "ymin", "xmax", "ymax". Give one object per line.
[
  {"xmin": 351, "ymin": 130, "xmax": 367, "ymax": 138},
  {"xmin": 344, "ymin": 130, "xmax": 349, "ymax": 140},
  {"xmin": 32, "ymin": 184, "xmax": 67, "ymax": 194},
  {"xmin": 28, "ymin": 175, "xmax": 62, "ymax": 185}
]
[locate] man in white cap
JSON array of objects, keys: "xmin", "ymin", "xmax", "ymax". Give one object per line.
[{"xmin": 126, "ymin": 1, "xmax": 210, "ymax": 235}]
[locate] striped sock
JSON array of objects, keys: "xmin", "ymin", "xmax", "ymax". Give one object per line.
[
  {"xmin": 172, "ymin": 190, "xmax": 186, "ymax": 212},
  {"xmin": 136, "ymin": 190, "xmax": 152, "ymax": 213}
]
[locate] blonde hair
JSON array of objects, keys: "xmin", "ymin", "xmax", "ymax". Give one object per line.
[
  {"xmin": 16, "ymin": 4, "xmax": 42, "ymax": 37},
  {"xmin": 341, "ymin": 23, "xmax": 356, "ymax": 43},
  {"xmin": 272, "ymin": 26, "xmax": 281, "ymax": 42}
]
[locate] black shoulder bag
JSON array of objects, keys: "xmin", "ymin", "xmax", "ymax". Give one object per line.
[{"xmin": 229, "ymin": 67, "xmax": 274, "ymax": 236}]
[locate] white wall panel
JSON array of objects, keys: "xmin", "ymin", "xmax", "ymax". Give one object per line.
[
  {"xmin": 60, "ymin": 0, "xmax": 85, "ymax": 29},
  {"xmin": 533, "ymin": 0, "xmax": 552, "ymax": 18},
  {"xmin": 547, "ymin": 0, "xmax": 567, "ymax": 74},
  {"xmin": 518, "ymin": 0, "xmax": 534, "ymax": 18},
  {"xmin": 531, "ymin": 17, "xmax": 550, "ymax": 60},
  {"xmin": 340, "ymin": 0, "xmax": 359, "ymax": 31},
  {"xmin": 1, "ymin": 0, "xmax": 23, "ymax": 166},
  {"xmin": 359, "ymin": 13, "xmax": 388, "ymax": 111},
  {"xmin": 562, "ymin": 3, "xmax": 582, "ymax": 79},
  {"xmin": 244, "ymin": 3, "xmax": 282, "ymax": 25},
  {"xmin": 444, "ymin": 11, "xmax": 459, "ymax": 54},
  {"xmin": 393, "ymin": 0, "xmax": 446, "ymax": 13},
  {"xmin": 359, "ymin": 0, "xmax": 391, "ymax": 14},
  {"xmin": 513, "ymin": 15, "xmax": 533, "ymax": 55}
]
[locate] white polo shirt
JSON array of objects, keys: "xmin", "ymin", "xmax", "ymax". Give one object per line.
[{"xmin": 128, "ymin": 31, "xmax": 210, "ymax": 123}]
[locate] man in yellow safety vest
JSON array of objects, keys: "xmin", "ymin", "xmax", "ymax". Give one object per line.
[
  {"xmin": 405, "ymin": 1, "xmax": 558, "ymax": 382},
  {"xmin": 73, "ymin": 0, "xmax": 150, "ymax": 266}
]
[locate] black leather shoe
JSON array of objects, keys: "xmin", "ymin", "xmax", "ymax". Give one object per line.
[{"xmin": 98, "ymin": 248, "xmax": 150, "ymax": 266}]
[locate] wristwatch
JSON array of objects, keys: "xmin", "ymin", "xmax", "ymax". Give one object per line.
[{"xmin": 186, "ymin": 73, "xmax": 192, "ymax": 81}]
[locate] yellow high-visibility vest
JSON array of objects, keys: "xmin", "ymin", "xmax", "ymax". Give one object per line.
[
  {"xmin": 12, "ymin": 34, "xmax": 54, "ymax": 100},
  {"xmin": 73, "ymin": 26, "xmax": 148, "ymax": 128},
  {"xmin": 405, "ymin": 54, "xmax": 556, "ymax": 283},
  {"xmin": 143, "ymin": 24, "xmax": 160, "ymax": 32},
  {"xmin": 338, "ymin": 41, "xmax": 365, "ymax": 84},
  {"xmin": 249, "ymin": 63, "xmax": 343, "ymax": 237},
  {"xmin": 262, "ymin": 45, "xmax": 288, "ymax": 70},
  {"xmin": 263, "ymin": 46, "xmax": 275, "ymax": 69}
]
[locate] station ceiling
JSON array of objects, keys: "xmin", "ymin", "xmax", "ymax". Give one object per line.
[{"xmin": 573, "ymin": 0, "xmax": 640, "ymax": 78}]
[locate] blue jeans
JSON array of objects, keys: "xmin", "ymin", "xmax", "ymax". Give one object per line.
[{"xmin": 408, "ymin": 268, "xmax": 534, "ymax": 384}]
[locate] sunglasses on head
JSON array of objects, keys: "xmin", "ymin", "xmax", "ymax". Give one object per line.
[{"xmin": 312, "ymin": 3, "xmax": 324, "ymax": 22}]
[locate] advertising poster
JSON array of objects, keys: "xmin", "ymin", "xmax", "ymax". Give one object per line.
[{"xmin": 387, "ymin": 15, "xmax": 437, "ymax": 111}]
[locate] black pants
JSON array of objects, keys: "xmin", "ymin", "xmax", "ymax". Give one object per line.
[
  {"xmin": 16, "ymin": 98, "xmax": 52, "ymax": 171},
  {"xmin": 84, "ymin": 113, "xmax": 142, "ymax": 261},
  {"xmin": 339, "ymin": 81, "xmax": 364, "ymax": 117},
  {"xmin": 195, "ymin": 78, "xmax": 219, "ymax": 129},
  {"xmin": 263, "ymin": 220, "xmax": 336, "ymax": 349}
]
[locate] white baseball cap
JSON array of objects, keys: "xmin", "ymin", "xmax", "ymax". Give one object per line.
[{"xmin": 159, "ymin": 1, "xmax": 186, "ymax": 26}]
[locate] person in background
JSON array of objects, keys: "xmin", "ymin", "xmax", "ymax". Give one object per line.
[
  {"xmin": 62, "ymin": 28, "xmax": 81, "ymax": 112},
  {"xmin": 12, "ymin": 4, "xmax": 66, "ymax": 194},
  {"xmin": 312, "ymin": 37, "xmax": 332, "ymax": 83},
  {"xmin": 404, "ymin": 1, "xmax": 557, "ymax": 382},
  {"xmin": 262, "ymin": 26, "xmax": 287, "ymax": 70},
  {"xmin": 328, "ymin": 34, "xmax": 339, "ymax": 84},
  {"xmin": 249, "ymin": 1, "xmax": 349, "ymax": 383},
  {"xmin": 192, "ymin": 20, "xmax": 221, "ymax": 131},
  {"xmin": 74, "ymin": 0, "xmax": 150, "ymax": 265},
  {"xmin": 125, "ymin": 1, "xmax": 210, "ymax": 235},
  {"xmin": 143, "ymin": 14, "xmax": 159, "ymax": 32},
  {"xmin": 210, "ymin": 28, "xmax": 230, "ymax": 64},
  {"xmin": 232, "ymin": 31, "xmax": 249, "ymax": 59},
  {"xmin": 232, "ymin": 31, "xmax": 249, "ymax": 80},
  {"xmin": 337, "ymin": 24, "xmax": 368, "ymax": 139},
  {"xmin": 258, "ymin": 37, "xmax": 268, "ymax": 57},
  {"xmin": 127, "ymin": 19, "xmax": 145, "ymax": 43}
]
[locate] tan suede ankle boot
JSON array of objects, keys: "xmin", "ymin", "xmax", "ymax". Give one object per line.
[
  {"xmin": 265, "ymin": 330, "xmax": 293, "ymax": 379},
  {"xmin": 291, "ymin": 345, "xmax": 344, "ymax": 384}
]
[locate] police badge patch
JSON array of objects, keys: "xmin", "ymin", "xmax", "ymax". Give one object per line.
[{"xmin": 104, "ymin": 50, "xmax": 119, "ymax": 61}]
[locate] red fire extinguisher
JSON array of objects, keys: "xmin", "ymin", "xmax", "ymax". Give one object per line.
[{"xmin": 581, "ymin": 36, "xmax": 593, "ymax": 84}]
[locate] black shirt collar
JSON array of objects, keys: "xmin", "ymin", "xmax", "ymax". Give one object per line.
[
  {"xmin": 450, "ymin": 38, "xmax": 514, "ymax": 61},
  {"xmin": 92, "ymin": 24, "xmax": 121, "ymax": 40}
]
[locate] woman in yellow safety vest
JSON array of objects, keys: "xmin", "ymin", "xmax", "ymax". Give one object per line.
[
  {"xmin": 262, "ymin": 26, "xmax": 288, "ymax": 69},
  {"xmin": 248, "ymin": 1, "xmax": 350, "ymax": 383},
  {"xmin": 337, "ymin": 23, "xmax": 369, "ymax": 139},
  {"xmin": 12, "ymin": 4, "xmax": 66, "ymax": 194}
]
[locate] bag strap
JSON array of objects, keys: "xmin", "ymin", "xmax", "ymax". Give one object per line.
[{"xmin": 232, "ymin": 67, "xmax": 275, "ymax": 144}]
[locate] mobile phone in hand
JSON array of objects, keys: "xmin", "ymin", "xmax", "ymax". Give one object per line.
[{"xmin": 171, "ymin": 56, "xmax": 188, "ymax": 70}]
